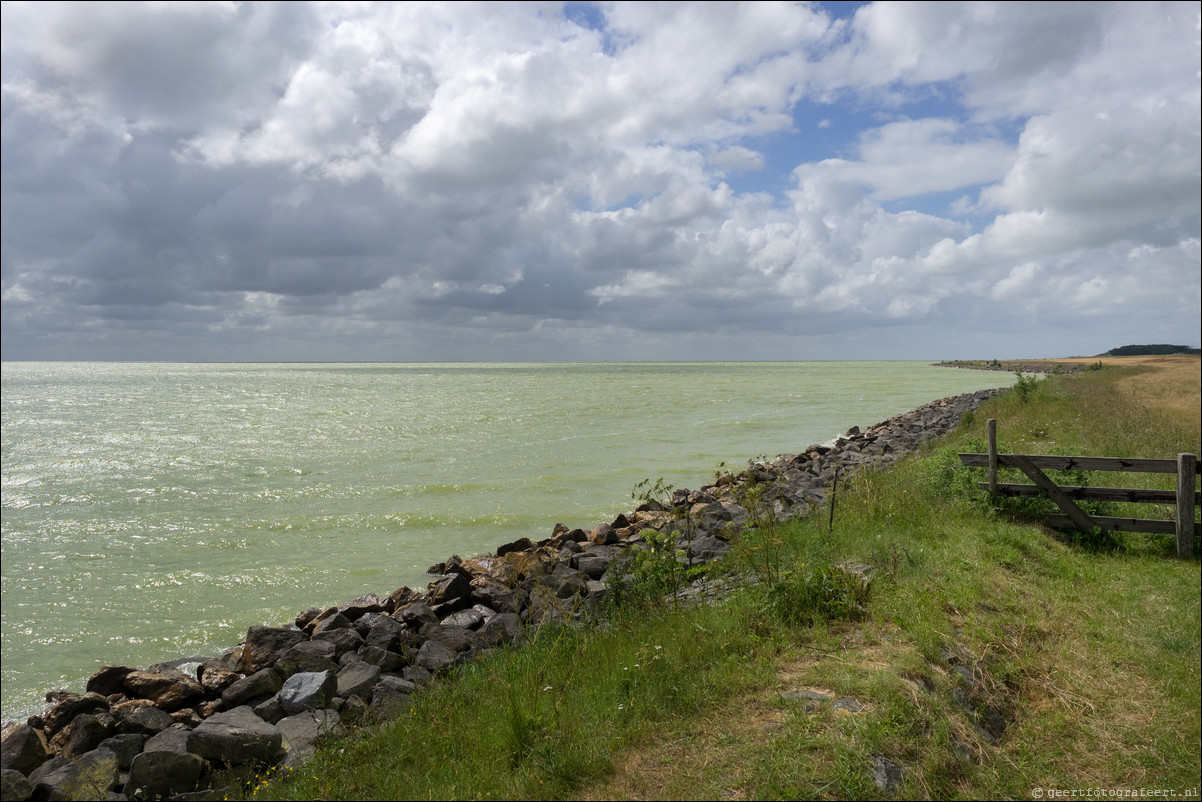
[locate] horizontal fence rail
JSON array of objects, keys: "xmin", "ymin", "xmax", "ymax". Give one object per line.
[{"xmin": 959, "ymin": 420, "xmax": 1198, "ymax": 558}]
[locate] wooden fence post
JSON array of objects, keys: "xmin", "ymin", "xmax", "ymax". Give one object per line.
[
  {"xmin": 987, "ymin": 419, "xmax": 998, "ymax": 495},
  {"xmin": 1178, "ymin": 452, "xmax": 1196, "ymax": 558}
]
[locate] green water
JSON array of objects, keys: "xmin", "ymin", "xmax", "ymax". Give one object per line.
[{"xmin": 0, "ymin": 361, "xmax": 1007, "ymax": 720}]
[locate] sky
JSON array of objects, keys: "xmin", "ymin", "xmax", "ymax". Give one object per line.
[{"xmin": 1, "ymin": 1, "xmax": 1199, "ymax": 362}]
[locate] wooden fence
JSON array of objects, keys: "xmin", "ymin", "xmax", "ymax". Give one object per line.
[{"xmin": 959, "ymin": 420, "xmax": 1198, "ymax": 558}]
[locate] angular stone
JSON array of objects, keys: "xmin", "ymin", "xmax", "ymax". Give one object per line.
[
  {"xmin": 475, "ymin": 613, "xmax": 522, "ymax": 649},
  {"xmin": 589, "ymin": 522, "xmax": 618, "ymax": 545},
  {"xmin": 124, "ymin": 671, "xmax": 205, "ymax": 712},
  {"xmin": 369, "ymin": 688, "xmax": 410, "ymax": 721},
  {"xmin": 30, "ymin": 748, "xmax": 119, "ymax": 801},
  {"xmin": 42, "ymin": 693, "xmax": 109, "ymax": 737},
  {"xmin": 235, "ymin": 626, "xmax": 306, "ymax": 675},
  {"xmin": 357, "ymin": 646, "xmax": 405, "ymax": 672},
  {"xmin": 142, "ymin": 724, "xmax": 192, "ymax": 755},
  {"xmin": 413, "ymin": 640, "xmax": 458, "ymax": 673},
  {"xmin": 49, "ymin": 713, "xmax": 114, "ymax": 759},
  {"xmin": 221, "ymin": 668, "xmax": 283, "ymax": 709},
  {"xmin": 196, "ymin": 659, "xmax": 240, "ymax": 697},
  {"xmin": 96, "ymin": 733, "xmax": 148, "ymax": 770},
  {"xmin": 426, "ymin": 572, "xmax": 473, "ymax": 612},
  {"xmin": 253, "ymin": 697, "xmax": 287, "ymax": 725},
  {"xmin": 439, "ymin": 607, "xmax": 485, "ymax": 630},
  {"xmin": 419, "ymin": 624, "xmax": 476, "ymax": 654},
  {"xmin": 337, "ymin": 593, "xmax": 391, "ymax": 620},
  {"xmin": 186, "ymin": 706, "xmax": 283, "ymax": 767},
  {"xmin": 277, "ymin": 710, "xmax": 343, "ymax": 768},
  {"xmin": 1, "ymin": 725, "xmax": 49, "ymax": 776},
  {"xmin": 309, "ymin": 611, "xmax": 354, "ymax": 637},
  {"xmin": 274, "ymin": 642, "xmax": 339, "ymax": 679},
  {"xmin": 496, "ymin": 537, "xmax": 534, "ymax": 556},
  {"xmin": 687, "ymin": 535, "xmax": 731, "ymax": 563},
  {"xmin": 277, "ymin": 671, "xmax": 338, "ymax": 715},
  {"xmin": 85, "ymin": 665, "xmax": 135, "ymax": 698},
  {"xmin": 310, "ymin": 626, "xmax": 364, "ymax": 658},
  {"xmin": 335, "ymin": 663, "xmax": 381, "ymax": 701},
  {"xmin": 572, "ymin": 553, "xmax": 610, "ymax": 579},
  {"xmin": 872, "ymin": 755, "xmax": 904, "ymax": 793},
  {"xmin": 375, "ymin": 675, "xmax": 416, "ymax": 695},
  {"xmin": 116, "ymin": 705, "xmax": 175, "ymax": 736},
  {"xmin": 393, "ymin": 601, "xmax": 438, "ymax": 629},
  {"xmin": 363, "ymin": 617, "xmax": 406, "ymax": 653},
  {"xmin": 1, "ymin": 768, "xmax": 32, "ymax": 802},
  {"xmin": 469, "ymin": 580, "xmax": 517, "ymax": 614},
  {"xmin": 126, "ymin": 749, "xmax": 206, "ymax": 800}
]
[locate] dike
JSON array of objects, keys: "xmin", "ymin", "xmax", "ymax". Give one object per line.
[{"xmin": 0, "ymin": 387, "xmax": 1002, "ymax": 802}]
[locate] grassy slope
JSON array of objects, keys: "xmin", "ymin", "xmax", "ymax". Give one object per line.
[{"xmin": 249, "ymin": 357, "xmax": 1200, "ymax": 801}]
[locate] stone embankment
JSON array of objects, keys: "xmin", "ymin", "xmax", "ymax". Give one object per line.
[
  {"xmin": 1, "ymin": 388, "xmax": 1001, "ymax": 802},
  {"xmin": 934, "ymin": 359, "xmax": 1083, "ymax": 374}
]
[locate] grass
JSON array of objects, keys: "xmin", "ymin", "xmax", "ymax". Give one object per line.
[{"xmin": 242, "ymin": 356, "xmax": 1200, "ymax": 801}]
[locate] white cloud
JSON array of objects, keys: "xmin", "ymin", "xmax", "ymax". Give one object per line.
[{"xmin": 2, "ymin": 1, "xmax": 1198, "ymax": 361}]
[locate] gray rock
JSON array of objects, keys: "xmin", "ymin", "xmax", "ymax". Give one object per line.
[
  {"xmin": 277, "ymin": 710, "xmax": 343, "ymax": 768},
  {"xmin": 235, "ymin": 626, "xmax": 305, "ymax": 675},
  {"xmin": 274, "ymin": 641, "xmax": 339, "ymax": 679},
  {"xmin": 439, "ymin": 608, "xmax": 485, "ymax": 630},
  {"xmin": 872, "ymin": 755, "xmax": 903, "ymax": 793},
  {"xmin": 426, "ymin": 573, "xmax": 473, "ymax": 612},
  {"xmin": 309, "ymin": 611, "xmax": 354, "ymax": 637},
  {"xmin": 687, "ymin": 535, "xmax": 731, "ymax": 563},
  {"xmin": 30, "ymin": 748, "xmax": 119, "ymax": 801},
  {"xmin": 196, "ymin": 659, "xmax": 240, "ymax": 697},
  {"xmin": 368, "ymin": 687, "xmax": 411, "ymax": 721},
  {"xmin": 394, "ymin": 601, "xmax": 438, "ymax": 629},
  {"xmin": 123, "ymin": 670, "xmax": 205, "ymax": 712},
  {"xmin": 476, "ymin": 613, "xmax": 522, "ymax": 649},
  {"xmin": 468, "ymin": 581, "xmax": 517, "ymax": 614},
  {"xmin": 220, "ymin": 668, "xmax": 283, "ymax": 709},
  {"xmin": 49, "ymin": 713, "xmax": 114, "ymax": 759},
  {"xmin": 357, "ymin": 646, "xmax": 405, "ymax": 672},
  {"xmin": 413, "ymin": 640, "xmax": 458, "ymax": 673},
  {"xmin": 142, "ymin": 724, "xmax": 192, "ymax": 755},
  {"xmin": 572, "ymin": 553, "xmax": 610, "ymax": 579},
  {"xmin": 310, "ymin": 626, "xmax": 364, "ymax": 658},
  {"xmin": 126, "ymin": 750, "xmax": 206, "ymax": 800},
  {"xmin": 375, "ymin": 675, "xmax": 416, "ymax": 695},
  {"xmin": 116, "ymin": 705, "xmax": 175, "ymax": 736},
  {"xmin": 1, "ymin": 724, "xmax": 49, "ymax": 776},
  {"xmin": 277, "ymin": 671, "xmax": 338, "ymax": 715},
  {"xmin": 186, "ymin": 706, "xmax": 283, "ymax": 767},
  {"xmin": 253, "ymin": 696, "xmax": 287, "ymax": 725},
  {"xmin": 419, "ymin": 624, "xmax": 476, "ymax": 653},
  {"xmin": 1, "ymin": 768, "xmax": 33, "ymax": 801},
  {"xmin": 363, "ymin": 617, "xmax": 406, "ymax": 652},
  {"xmin": 41, "ymin": 693, "xmax": 110, "ymax": 737},
  {"xmin": 84, "ymin": 666, "xmax": 136, "ymax": 698},
  {"xmin": 335, "ymin": 663, "xmax": 381, "ymax": 701},
  {"xmin": 95, "ymin": 734, "xmax": 148, "ymax": 770}
]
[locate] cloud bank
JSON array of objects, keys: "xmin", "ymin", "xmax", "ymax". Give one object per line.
[{"xmin": 2, "ymin": 1, "xmax": 1198, "ymax": 360}]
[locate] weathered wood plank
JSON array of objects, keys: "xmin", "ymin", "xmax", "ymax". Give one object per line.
[
  {"xmin": 959, "ymin": 453, "xmax": 1181, "ymax": 473},
  {"xmin": 1179, "ymin": 453, "xmax": 1196, "ymax": 558},
  {"xmin": 976, "ymin": 483, "xmax": 1189, "ymax": 504},
  {"xmin": 1008, "ymin": 454, "xmax": 1099, "ymax": 531},
  {"xmin": 1041, "ymin": 514, "xmax": 1177, "ymax": 535},
  {"xmin": 987, "ymin": 419, "xmax": 998, "ymax": 495}
]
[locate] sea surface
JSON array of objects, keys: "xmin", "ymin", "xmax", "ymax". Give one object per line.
[{"xmin": 1, "ymin": 361, "xmax": 1008, "ymax": 721}]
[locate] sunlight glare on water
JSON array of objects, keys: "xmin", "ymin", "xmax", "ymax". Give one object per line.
[{"xmin": 1, "ymin": 361, "xmax": 1007, "ymax": 720}]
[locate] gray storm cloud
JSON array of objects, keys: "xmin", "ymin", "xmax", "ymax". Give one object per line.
[{"xmin": 2, "ymin": 1, "xmax": 1198, "ymax": 361}]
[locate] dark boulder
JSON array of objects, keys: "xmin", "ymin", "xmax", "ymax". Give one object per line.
[
  {"xmin": 235, "ymin": 626, "xmax": 305, "ymax": 675},
  {"xmin": 186, "ymin": 706, "xmax": 283, "ymax": 767}
]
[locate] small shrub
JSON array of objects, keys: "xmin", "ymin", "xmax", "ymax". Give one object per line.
[{"xmin": 1013, "ymin": 370, "xmax": 1039, "ymax": 404}]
